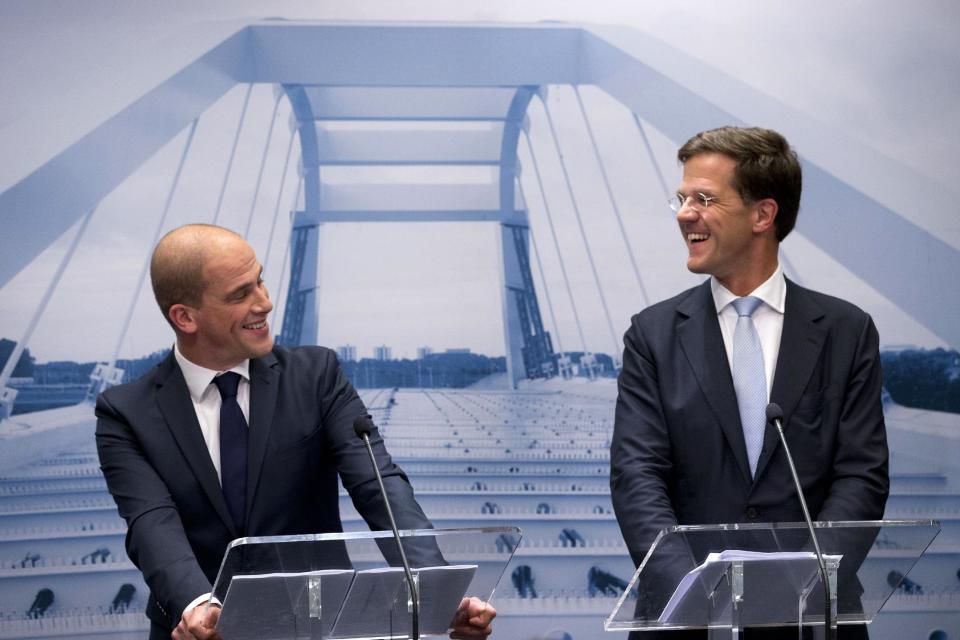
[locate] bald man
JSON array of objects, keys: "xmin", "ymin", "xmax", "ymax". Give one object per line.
[{"xmin": 96, "ymin": 224, "xmax": 495, "ymax": 640}]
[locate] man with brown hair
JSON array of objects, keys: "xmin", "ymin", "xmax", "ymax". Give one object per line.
[
  {"xmin": 611, "ymin": 127, "xmax": 889, "ymax": 638},
  {"xmin": 96, "ymin": 224, "xmax": 495, "ymax": 640}
]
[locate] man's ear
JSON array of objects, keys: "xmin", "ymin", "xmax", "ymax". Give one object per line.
[
  {"xmin": 753, "ymin": 198, "xmax": 778, "ymax": 235},
  {"xmin": 168, "ymin": 304, "xmax": 199, "ymax": 334}
]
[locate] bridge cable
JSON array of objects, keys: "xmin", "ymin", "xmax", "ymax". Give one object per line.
[
  {"xmin": 521, "ymin": 129, "xmax": 592, "ymax": 377},
  {"xmin": 540, "ymin": 93, "xmax": 620, "ymax": 368},
  {"xmin": 0, "ymin": 207, "xmax": 96, "ymax": 399},
  {"xmin": 262, "ymin": 122, "xmax": 297, "ymax": 272},
  {"xmin": 575, "ymin": 87, "xmax": 650, "ymax": 309},
  {"xmin": 105, "ymin": 118, "xmax": 199, "ymax": 383},
  {"xmin": 212, "ymin": 83, "xmax": 254, "ymax": 226},
  {"xmin": 243, "ymin": 90, "xmax": 284, "ymax": 240},
  {"xmin": 631, "ymin": 113, "xmax": 673, "ymax": 202}
]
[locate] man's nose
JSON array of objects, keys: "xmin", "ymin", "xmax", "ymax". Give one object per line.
[
  {"xmin": 254, "ymin": 286, "xmax": 273, "ymax": 313},
  {"xmin": 676, "ymin": 202, "xmax": 700, "ymax": 223}
]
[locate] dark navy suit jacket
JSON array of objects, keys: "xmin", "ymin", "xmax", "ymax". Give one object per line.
[
  {"xmin": 96, "ymin": 346, "xmax": 432, "ymax": 633},
  {"xmin": 611, "ymin": 278, "xmax": 889, "ymax": 565}
]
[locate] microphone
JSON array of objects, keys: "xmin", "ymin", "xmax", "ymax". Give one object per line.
[
  {"xmin": 766, "ymin": 403, "xmax": 834, "ymax": 640},
  {"xmin": 353, "ymin": 415, "xmax": 419, "ymax": 640}
]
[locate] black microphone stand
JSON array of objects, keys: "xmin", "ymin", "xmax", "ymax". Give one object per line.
[
  {"xmin": 766, "ymin": 403, "xmax": 834, "ymax": 640},
  {"xmin": 354, "ymin": 416, "xmax": 420, "ymax": 640}
]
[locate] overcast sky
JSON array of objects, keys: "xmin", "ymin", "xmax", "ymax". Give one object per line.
[{"xmin": 1, "ymin": 0, "xmax": 958, "ymax": 363}]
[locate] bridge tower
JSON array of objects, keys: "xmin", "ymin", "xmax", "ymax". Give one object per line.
[{"xmin": 276, "ymin": 84, "xmax": 554, "ymax": 385}]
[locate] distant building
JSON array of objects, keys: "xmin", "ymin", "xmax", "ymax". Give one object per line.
[
  {"xmin": 417, "ymin": 346, "xmax": 433, "ymax": 360},
  {"xmin": 445, "ymin": 348, "xmax": 471, "ymax": 354},
  {"xmin": 373, "ymin": 345, "xmax": 392, "ymax": 361},
  {"xmin": 337, "ymin": 345, "xmax": 357, "ymax": 362}
]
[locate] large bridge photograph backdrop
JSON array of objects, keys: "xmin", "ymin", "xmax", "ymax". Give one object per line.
[{"xmin": 1, "ymin": 3, "xmax": 959, "ymax": 639}]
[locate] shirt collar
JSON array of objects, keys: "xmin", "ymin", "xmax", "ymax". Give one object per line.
[
  {"xmin": 173, "ymin": 343, "xmax": 250, "ymax": 403},
  {"xmin": 711, "ymin": 263, "xmax": 786, "ymax": 315}
]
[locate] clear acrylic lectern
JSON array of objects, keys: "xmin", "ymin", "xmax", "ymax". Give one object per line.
[
  {"xmin": 208, "ymin": 526, "xmax": 520, "ymax": 640},
  {"xmin": 606, "ymin": 520, "xmax": 939, "ymax": 638}
]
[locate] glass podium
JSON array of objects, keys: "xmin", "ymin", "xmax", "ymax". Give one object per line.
[
  {"xmin": 606, "ymin": 520, "xmax": 940, "ymax": 638},
  {"xmin": 207, "ymin": 526, "xmax": 520, "ymax": 640}
]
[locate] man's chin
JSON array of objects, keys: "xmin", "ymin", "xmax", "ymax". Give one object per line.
[
  {"xmin": 686, "ymin": 257, "xmax": 709, "ymax": 275},
  {"xmin": 261, "ymin": 337, "xmax": 275, "ymax": 354},
  {"xmin": 249, "ymin": 336, "xmax": 275, "ymax": 358}
]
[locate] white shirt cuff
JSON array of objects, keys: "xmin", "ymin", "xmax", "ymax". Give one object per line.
[{"xmin": 184, "ymin": 593, "xmax": 213, "ymax": 616}]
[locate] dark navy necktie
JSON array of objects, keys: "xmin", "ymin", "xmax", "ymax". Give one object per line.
[{"xmin": 214, "ymin": 372, "xmax": 247, "ymax": 533}]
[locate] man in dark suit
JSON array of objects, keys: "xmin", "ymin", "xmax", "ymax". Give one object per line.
[
  {"xmin": 611, "ymin": 127, "xmax": 889, "ymax": 638},
  {"xmin": 96, "ymin": 224, "xmax": 495, "ymax": 640}
]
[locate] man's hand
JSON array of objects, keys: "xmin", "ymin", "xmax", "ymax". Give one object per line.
[
  {"xmin": 449, "ymin": 596, "xmax": 496, "ymax": 639},
  {"xmin": 172, "ymin": 602, "xmax": 221, "ymax": 640}
]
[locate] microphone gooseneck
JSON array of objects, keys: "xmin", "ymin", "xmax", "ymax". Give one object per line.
[
  {"xmin": 352, "ymin": 415, "xmax": 420, "ymax": 640},
  {"xmin": 765, "ymin": 403, "xmax": 834, "ymax": 640}
]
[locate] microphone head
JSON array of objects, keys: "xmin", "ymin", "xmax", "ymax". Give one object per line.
[
  {"xmin": 353, "ymin": 415, "xmax": 374, "ymax": 439},
  {"xmin": 765, "ymin": 403, "xmax": 784, "ymax": 425}
]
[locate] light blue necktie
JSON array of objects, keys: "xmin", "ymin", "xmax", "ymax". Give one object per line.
[{"xmin": 731, "ymin": 296, "xmax": 766, "ymax": 477}]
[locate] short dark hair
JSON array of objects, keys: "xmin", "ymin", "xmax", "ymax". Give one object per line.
[{"xmin": 678, "ymin": 126, "xmax": 802, "ymax": 241}]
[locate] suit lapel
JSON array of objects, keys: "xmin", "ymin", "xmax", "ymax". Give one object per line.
[
  {"xmin": 154, "ymin": 355, "xmax": 237, "ymax": 536},
  {"xmin": 245, "ymin": 351, "xmax": 280, "ymax": 529},
  {"xmin": 755, "ymin": 279, "xmax": 827, "ymax": 479},
  {"xmin": 676, "ymin": 281, "xmax": 753, "ymax": 484}
]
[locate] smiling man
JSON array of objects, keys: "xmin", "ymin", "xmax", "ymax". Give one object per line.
[
  {"xmin": 96, "ymin": 224, "xmax": 495, "ymax": 640},
  {"xmin": 610, "ymin": 127, "xmax": 889, "ymax": 639}
]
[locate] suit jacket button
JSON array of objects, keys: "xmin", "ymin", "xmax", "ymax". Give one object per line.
[{"xmin": 745, "ymin": 507, "xmax": 758, "ymax": 519}]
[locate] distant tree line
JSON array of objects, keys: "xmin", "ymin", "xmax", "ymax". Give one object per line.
[
  {"xmin": 10, "ymin": 339, "xmax": 956, "ymax": 414},
  {"xmin": 882, "ymin": 348, "xmax": 960, "ymax": 414},
  {"xmin": 2, "ymin": 339, "xmax": 504, "ymax": 390},
  {"xmin": 26, "ymin": 350, "xmax": 171, "ymax": 385},
  {"xmin": 342, "ymin": 352, "xmax": 506, "ymax": 388},
  {"xmin": 0, "ymin": 339, "xmax": 34, "ymax": 377},
  {"xmin": 0, "ymin": 339, "xmax": 170, "ymax": 386},
  {"xmin": 1, "ymin": 345, "xmax": 173, "ymax": 415}
]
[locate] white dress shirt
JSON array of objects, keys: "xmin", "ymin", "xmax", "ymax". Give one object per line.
[
  {"xmin": 173, "ymin": 345, "xmax": 250, "ymax": 485},
  {"xmin": 711, "ymin": 265, "xmax": 787, "ymax": 398},
  {"xmin": 172, "ymin": 344, "xmax": 250, "ymax": 615}
]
